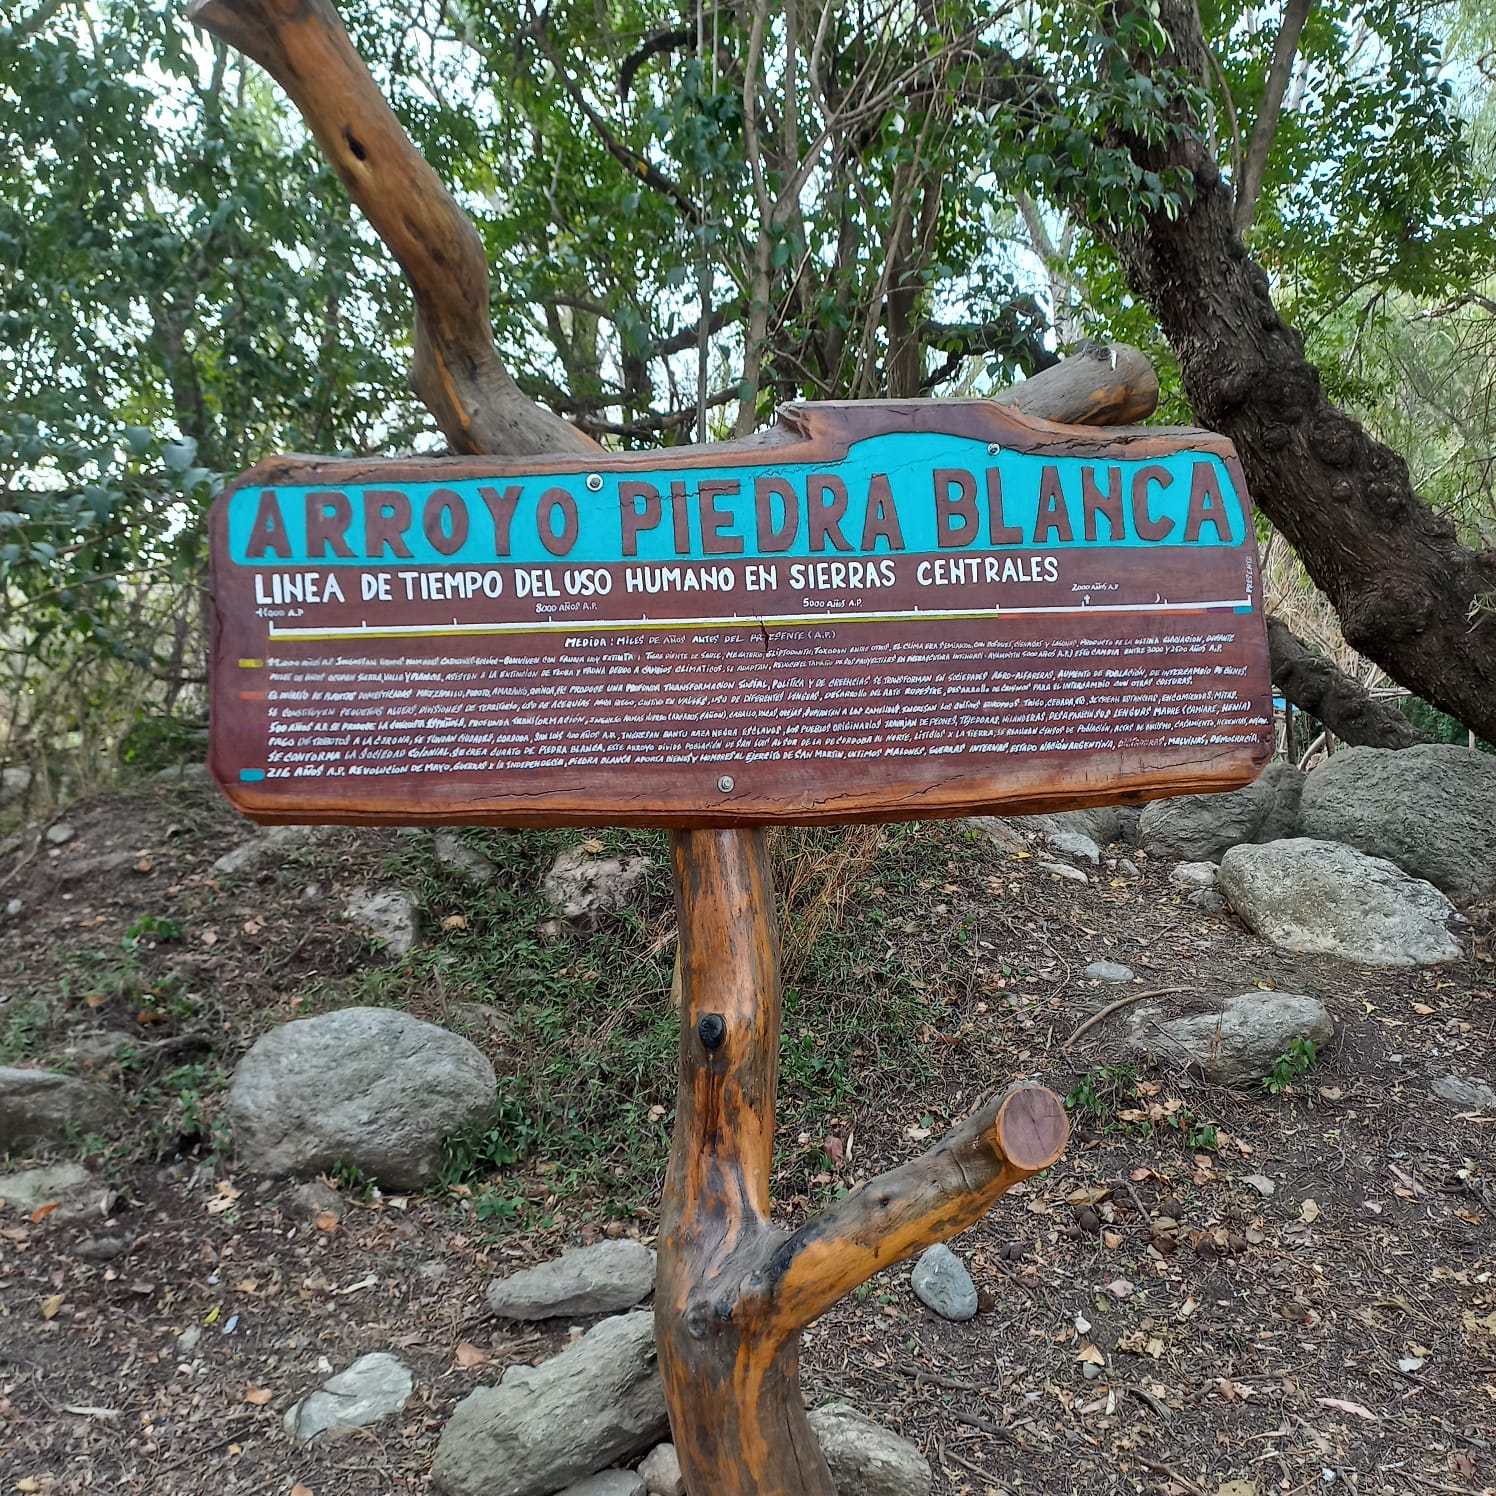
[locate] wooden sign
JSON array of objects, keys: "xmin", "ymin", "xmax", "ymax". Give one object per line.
[{"xmin": 208, "ymin": 400, "xmax": 1272, "ymax": 826}]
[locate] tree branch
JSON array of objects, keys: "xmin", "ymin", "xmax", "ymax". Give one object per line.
[
  {"xmin": 1267, "ymin": 614, "xmax": 1430, "ymax": 749},
  {"xmin": 743, "ymin": 1084, "xmax": 1067, "ymax": 1332},
  {"xmin": 1234, "ymin": 0, "xmax": 1313, "ymax": 234},
  {"xmin": 188, "ymin": 0, "xmax": 592, "ymax": 457}
]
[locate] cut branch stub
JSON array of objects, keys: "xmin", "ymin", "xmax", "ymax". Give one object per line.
[
  {"xmin": 747, "ymin": 1082, "xmax": 1068, "ymax": 1332},
  {"xmin": 188, "ymin": 0, "xmax": 592, "ymax": 458}
]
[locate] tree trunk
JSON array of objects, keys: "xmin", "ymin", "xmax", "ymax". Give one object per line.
[{"xmin": 1094, "ymin": 0, "xmax": 1496, "ymax": 744}]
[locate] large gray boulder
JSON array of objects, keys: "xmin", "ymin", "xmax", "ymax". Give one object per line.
[
  {"xmin": 228, "ymin": 1007, "xmax": 495, "ymax": 1189},
  {"xmin": 1125, "ymin": 993, "xmax": 1334, "ymax": 1086},
  {"xmin": 1219, "ymin": 839, "xmax": 1463, "ymax": 966},
  {"xmin": 432, "ymin": 1312, "xmax": 668, "ymax": 1496},
  {"xmin": 1138, "ymin": 762, "xmax": 1303, "ymax": 864},
  {"xmin": 808, "ymin": 1403, "xmax": 933, "ymax": 1496},
  {"xmin": 1298, "ymin": 744, "xmax": 1496, "ymax": 901},
  {"xmin": 0, "ymin": 1068, "xmax": 116, "ymax": 1151},
  {"xmin": 487, "ymin": 1240, "xmax": 657, "ymax": 1321}
]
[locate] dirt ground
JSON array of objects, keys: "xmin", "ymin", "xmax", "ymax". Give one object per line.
[{"xmin": 1, "ymin": 775, "xmax": 1494, "ymax": 1496}]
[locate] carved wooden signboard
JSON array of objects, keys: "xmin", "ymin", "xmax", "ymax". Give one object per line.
[{"xmin": 209, "ymin": 400, "xmax": 1272, "ymax": 826}]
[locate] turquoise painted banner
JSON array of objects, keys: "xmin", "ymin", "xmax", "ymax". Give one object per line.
[{"xmin": 228, "ymin": 430, "xmax": 1243, "ymax": 569}]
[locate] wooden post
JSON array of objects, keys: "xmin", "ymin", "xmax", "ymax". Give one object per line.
[{"xmin": 661, "ymin": 830, "xmax": 1068, "ymax": 1495}]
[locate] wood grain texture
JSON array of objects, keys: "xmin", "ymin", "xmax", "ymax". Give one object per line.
[
  {"xmin": 187, "ymin": 0, "xmax": 593, "ymax": 458},
  {"xmin": 658, "ymin": 830, "xmax": 1068, "ymax": 1494}
]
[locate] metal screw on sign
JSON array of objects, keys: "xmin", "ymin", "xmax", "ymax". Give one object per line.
[
  {"xmin": 717, "ymin": 775, "xmax": 734, "ymax": 793},
  {"xmin": 988, "ymin": 442, "xmax": 1002, "ymax": 455},
  {"xmin": 585, "ymin": 472, "xmax": 603, "ymax": 491}
]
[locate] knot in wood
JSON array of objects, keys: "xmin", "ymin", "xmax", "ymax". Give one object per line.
[{"xmin": 697, "ymin": 1013, "xmax": 727, "ymax": 1051}]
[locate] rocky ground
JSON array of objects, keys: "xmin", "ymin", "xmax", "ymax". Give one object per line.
[{"xmin": 1, "ymin": 758, "xmax": 1494, "ymax": 1496}]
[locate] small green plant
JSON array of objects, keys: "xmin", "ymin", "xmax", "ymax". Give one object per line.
[
  {"xmin": 474, "ymin": 1190, "xmax": 523, "ymax": 1223},
  {"xmin": 1065, "ymin": 1064, "xmax": 1140, "ymax": 1121},
  {"xmin": 439, "ymin": 1090, "xmax": 536, "ymax": 1188},
  {"xmin": 1263, "ymin": 1037, "xmax": 1318, "ymax": 1095},
  {"xmin": 0, "ymin": 1001, "xmax": 51, "ymax": 1064},
  {"xmin": 124, "ymin": 913, "xmax": 183, "ymax": 948},
  {"xmin": 330, "ymin": 1159, "xmax": 372, "ymax": 1196}
]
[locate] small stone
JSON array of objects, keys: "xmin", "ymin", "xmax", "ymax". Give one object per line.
[
  {"xmin": 1188, "ymin": 888, "xmax": 1226, "ymax": 914},
  {"xmin": 1050, "ymin": 830, "xmax": 1101, "ymax": 866},
  {"xmin": 45, "ymin": 822, "xmax": 76, "ymax": 846},
  {"xmin": 66, "ymin": 1030, "xmax": 135, "ymax": 1066},
  {"xmin": 1117, "ymin": 859, "xmax": 1141, "ymax": 880},
  {"xmin": 543, "ymin": 849, "xmax": 654, "ymax": 930},
  {"xmin": 177, "ymin": 1325, "xmax": 202, "ymax": 1355},
  {"xmin": 559, "ymin": 1475, "xmax": 646, "ymax": 1496},
  {"xmin": 1431, "ymin": 1074, "xmax": 1496, "ymax": 1111},
  {"xmin": 486, "ymin": 1239, "xmax": 657, "ymax": 1321},
  {"xmin": 1037, "ymin": 860, "xmax": 1089, "ymax": 885},
  {"xmin": 0, "ymin": 1068, "xmax": 116, "ymax": 1150},
  {"xmin": 1170, "ymin": 861, "xmax": 1219, "ymax": 890},
  {"xmin": 1241, "ymin": 1174, "xmax": 1276, "ymax": 1197},
  {"xmin": 808, "ymin": 1403, "xmax": 932, "ymax": 1496},
  {"xmin": 434, "ymin": 832, "xmax": 498, "ymax": 885},
  {"xmin": 1082, "ymin": 960, "xmax": 1134, "ymax": 983},
  {"xmin": 0, "ymin": 1162, "xmax": 94, "ymax": 1211},
  {"xmin": 212, "ymin": 824, "xmax": 313, "ymax": 876},
  {"xmin": 1081, "ymin": 1359, "xmax": 1103, "ymax": 1380},
  {"xmin": 344, "ymin": 887, "xmax": 420, "ymax": 956},
  {"xmin": 638, "ymin": 1442, "xmax": 685, "ymax": 1496},
  {"xmin": 75, "ymin": 1234, "xmax": 130, "ymax": 1261},
  {"xmin": 4, "ymin": 898, "xmax": 21, "ymax": 918},
  {"xmin": 288, "ymin": 1180, "xmax": 345, "ymax": 1219},
  {"xmin": 283, "ymin": 1352, "xmax": 414, "ymax": 1442},
  {"xmin": 910, "ymin": 1243, "xmax": 978, "ymax": 1321}
]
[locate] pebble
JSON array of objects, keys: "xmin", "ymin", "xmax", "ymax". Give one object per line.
[
  {"xmin": 45, "ymin": 822, "xmax": 76, "ymax": 846},
  {"xmin": 910, "ymin": 1243, "xmax": 978, "ymax": 1321},
  {"xmin": 1082, "ymin": 960, "xmax": 1134, "ymax": 983},
  {"xmin": 4, "ymin": 898, "xmax": 21, "ymax": 918},
  {"xmin": 639, "ymin": 1443, "xmax": 685, "ymax": 1496},
  {"xmin": 1037, "ymin": 860, "xmax": 1089, "ymax": 885}
]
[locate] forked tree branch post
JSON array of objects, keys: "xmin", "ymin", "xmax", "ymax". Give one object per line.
[{"xmin": 661, "ymin": 830, "xmax": 1068, "ymax": 1494}]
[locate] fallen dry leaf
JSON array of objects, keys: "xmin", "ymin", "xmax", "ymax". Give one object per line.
[
  {"xmin": 314, "ymin": 1211, "xmax": 339, "ymax": 1234},
  {"xmin": 1316, "ymin": 1396, "xmax": 1378, "ymax": 1422},
  {"xmin": 29, "ymin": 1201, "xmax": 61, "ymax": 1223},
  {"xmin": 291, "ymin": 1486, "xmax": 314, "ymax": 1496},
  {"xmin": 1299, "ymin": 1198, "xmax": 1322, "ymax": 1225},
  {"xmin": 453, "ymin": 1340, "xmax": 488, "ymax": 1369},
  {"xmin": 40, "ymin": 1293, "xmax": 64, "ymax": 1319},
  {"xmin": 244, "ymin": 1385, "xmax": 273, "ymax": 1406},
  {"xmin": 441, "ymin": 914, "xmax": 468, "ymax": 931}
]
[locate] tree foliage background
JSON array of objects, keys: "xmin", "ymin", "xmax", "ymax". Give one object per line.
[{"xmin": 3, "ymin": 0, "xmax": 1494, "ymax": 791}]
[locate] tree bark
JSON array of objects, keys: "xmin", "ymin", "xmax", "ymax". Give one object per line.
[
  {"xmin": 660, "ymin": 830, "xmax": 1068, "ymax": 1495},
  {"xmin": 188, "ymin": 0, "xmax": 593, "ymax": 457},
  {"xmin": 1094, "ymin": 0, "xmax": 1496, "ymax": 744},
  {"xmin": 1267, "ymin": 616, "xmax": 1430, "ymax": 749}
]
